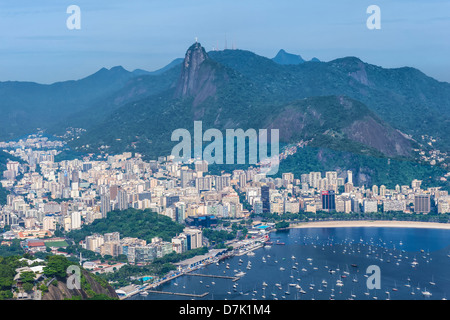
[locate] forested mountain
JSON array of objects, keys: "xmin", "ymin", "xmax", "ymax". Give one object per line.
[{"xmin": 1, "ymin": 42, "xmax": 449, "ymax": 187}]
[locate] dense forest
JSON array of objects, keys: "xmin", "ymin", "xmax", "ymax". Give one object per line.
[{"xmin": 68, "ymin": 208, "xmax": 185, "ymax": 243}]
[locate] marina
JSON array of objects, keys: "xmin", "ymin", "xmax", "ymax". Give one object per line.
[{"xmin": 129, "ymin": 226, "xmax": 450, "ymax": 300}]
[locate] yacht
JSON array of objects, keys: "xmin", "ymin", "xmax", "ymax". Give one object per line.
[
  {"xmin": 392, "ymin": 281, "xmax": 398, "ymax": 291},
  {"xmin": 404, "ymin": 277, "xmax": 411, "ymax": 288},
  {"xmin": 422, "ymin": 288, "xmax": 432, "ymax": 297},
  {"xmin": 235, "ymin": 271, "xmax": 246, "ymax": 277}
]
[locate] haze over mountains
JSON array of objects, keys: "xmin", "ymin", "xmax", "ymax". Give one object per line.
[{"xmin": 0, "ymin": 43, "xmax": 449, "ymax": 186}]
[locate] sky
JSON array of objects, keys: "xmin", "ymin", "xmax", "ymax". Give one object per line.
[{"xmin": 0, "ymin": 0, "xmax": 449, "ymax": 84}]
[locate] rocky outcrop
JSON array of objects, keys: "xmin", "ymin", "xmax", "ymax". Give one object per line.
[
  {"xmin": 42, "ymin": 269, "xmax": 117, "ymax": 300},
  {"xmin": 343, "ymin": 116, "xmax": 412, "ymax": 157},
  {"xmin": 174, "ymin": 42, "xmax": 218, "ymax": 106},
  {"xmin": 267, "ymin": 96, "xmax": 413, "ymax": 158}
]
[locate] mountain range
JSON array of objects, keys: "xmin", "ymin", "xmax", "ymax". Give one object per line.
[{"xmin": 0, "ymin": 43, "xmax": 449, "ymax": 187}]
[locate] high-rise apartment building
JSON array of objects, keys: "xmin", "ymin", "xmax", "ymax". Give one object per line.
[
  {"xmin": 414, "ymin": 194, "xmax": 431, "ymax": 213},
  {"xmin": 321, "ymin": 190, "xmax": 336, "ymax": 212}
]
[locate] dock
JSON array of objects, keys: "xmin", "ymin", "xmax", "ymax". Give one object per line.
[
  {"xmin": 146, "ymin": 290, "xmax": 209, "ymax": 298},
  {"xmin": 186, "ymin": 273, "xmax": 241, "ymax": 282},
  {"xmin": 234, "ymin": 243, "xmax": 264, "ymax": 256}
]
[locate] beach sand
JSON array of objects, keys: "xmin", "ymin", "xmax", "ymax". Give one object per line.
[{"xmin": 290, "ymin": 220, "xmax": 450, "ymax": 230}]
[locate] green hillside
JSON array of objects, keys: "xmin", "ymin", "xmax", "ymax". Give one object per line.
[
  {"xmin": 68, "ymin": 208, "xmax": 185, "ymax": 243},
  {"xmin": 277, "ymin": 146, "xmax": 448, "ymax": 190}
]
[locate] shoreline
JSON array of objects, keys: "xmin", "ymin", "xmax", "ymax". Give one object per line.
[{"xmin": 288, "ymin": 220, "xmax": 450, "ymax": 230}]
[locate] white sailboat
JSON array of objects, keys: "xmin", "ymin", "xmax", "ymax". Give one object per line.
[
  {"xmin": 404, "ymin": 277, "xmax": 411, "ymax": 288},
  {"xmin": 285, "ymin": 284, "xmax": 291, "ymax": 295},
  {"xmin": 429, "ymin": 275, "xmax": 436, "ymax": 286},
  {"xmin": 422, "ymin": 288, "xmax": 432, "ymax": 297}
]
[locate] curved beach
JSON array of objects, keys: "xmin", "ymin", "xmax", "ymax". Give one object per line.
[{"xmin": 290, "ymin": 220, "xmax": 450, "ymax": 230}]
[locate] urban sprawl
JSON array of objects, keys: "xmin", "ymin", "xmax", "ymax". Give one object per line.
[{"xmin": 1, "ymin": 134, "xmax": 450, "ymax": 297}]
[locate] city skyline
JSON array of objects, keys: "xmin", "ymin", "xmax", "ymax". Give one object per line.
[{"xmin": 1, "ymin": 132, "xmax": 449, "ymax": 301}]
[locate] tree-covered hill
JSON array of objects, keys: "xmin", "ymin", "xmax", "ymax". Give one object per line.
[{"xmin": 68, "ymin": 208, "xmax": 185, "ymax": 243}]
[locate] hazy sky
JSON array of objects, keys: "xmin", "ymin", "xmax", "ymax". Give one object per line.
[{"xmin": 1, "ymin": 0, "xmax": 449, "ymax": 84}]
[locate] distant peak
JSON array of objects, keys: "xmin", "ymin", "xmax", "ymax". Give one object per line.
[
  {"xmin": 174, "ymin": 42, "xmax": 214, "ymax": 100},
  {"xmin": 110, "ymin": 66, "xmax": 126, "ymax": 71},
  {"xmin": 183, "ymin": 42, "xmax": 209, "ymax": 67},
  {"xmin": 93, "ymin": 66, "xmax": 128, "ymax": 76},
  {"xmin": 272, "ymin": 49, "xmax": 305, "ymax": 65},
  {"xmin": 330, "ymin": 56, "xmax": 364, "ymax": 64},
  {"xmin": 189, "ymin": 41, "xmax": 203, "ymax": 50}
]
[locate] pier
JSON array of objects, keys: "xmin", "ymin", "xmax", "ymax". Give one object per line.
[
  {"xmin": 146, "ymin": 290, "xmax": 209, "ymax": 298},
  {"xmin": 186, "ymin": 273, "xmax": 241, "ymax": 282},
  {"xmin": 235, "ymin": 243, "xmax": 264, "ymax": 256}
]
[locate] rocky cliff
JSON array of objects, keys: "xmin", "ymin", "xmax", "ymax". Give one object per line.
[
  {"xmin": 42, "ymin": 269, "xmax": 118, "ymax": 300},
  {"xmin": 174, "ymin": 42, "xmax": 220, "ymax": 106}
]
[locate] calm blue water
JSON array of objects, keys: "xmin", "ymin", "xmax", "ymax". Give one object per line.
[{"xmin": 132, "ymin": 227, "xmax": 450, "ymax": 300}]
